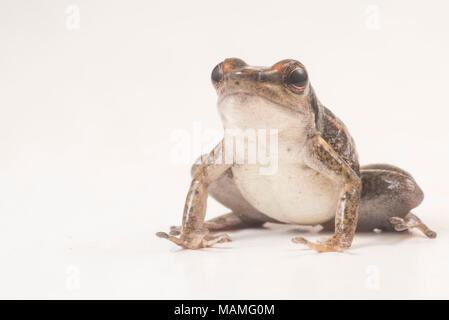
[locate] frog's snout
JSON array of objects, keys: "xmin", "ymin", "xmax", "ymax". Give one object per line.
[
  {"xmin": 224, "ymin": 70, "xmax": 262, "ymax": 83},
  {"xmin": 223, "ymin": 58, "xmax": 260, "ymax": 82},
  {"xmin": 222, "ymin": 58, "xmax": 279, "ymax": 85}
]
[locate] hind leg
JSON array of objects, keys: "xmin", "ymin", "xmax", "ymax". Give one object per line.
[
  {"xmin": 355, "ymin": 164, "xmax": 436, "ymax": 238},
  {"xmin": 389, "ymin": 212, "xmax": 437, "ymax": 238}
]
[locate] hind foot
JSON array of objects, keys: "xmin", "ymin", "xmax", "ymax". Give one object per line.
[{"xmin": 389, "ymin": 212, "xmax": 437, "ymax": 239}]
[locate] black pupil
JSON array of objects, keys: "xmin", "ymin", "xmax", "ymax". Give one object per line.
[
  {"xmin": 211, "ymin": 64, "xmax": 222, "ymax": 84},
  {"xmin": 288, "ymin": 69, "xmax": 307, "ymax": 86}
]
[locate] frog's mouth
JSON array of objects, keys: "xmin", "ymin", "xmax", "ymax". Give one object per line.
[
  {"xmin": 218, "ymin": 91, "xmax": 306, "ymax": 116},
  {"xmin": 218, "ymin": 91, "xmax": 261, "ymax": 105},
  {"xmin": 217, "ymin": 92, "xmax": 307, "ymax": 132}
]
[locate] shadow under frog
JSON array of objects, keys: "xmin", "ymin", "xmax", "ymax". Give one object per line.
[{"xmin": 157, "ymin": 58, "xmax": 436, "ymax": 253}]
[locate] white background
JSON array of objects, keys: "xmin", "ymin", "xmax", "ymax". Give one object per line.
[{"xmin": 0, "ymin": 0, "xmax": 448, "ymax": 299}]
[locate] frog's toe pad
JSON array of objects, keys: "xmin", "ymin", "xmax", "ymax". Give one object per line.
[
  {"xmin": 156, "ymin": 232, "xmax": 169, "ymax": 239},
  {"xmin": 425, "ymin": 230, "xmax": 437, "ymax": 239},
  {"xmin": 169, "ymin": 225, "xmax": 181, "ymax": 236},
  {"xmin": 156, "ymin": 231, "xmax": 187, "ymax": 247},
  {"xmin": 291, "ymin": 236, "xmax": 308, "ymax": 244}
]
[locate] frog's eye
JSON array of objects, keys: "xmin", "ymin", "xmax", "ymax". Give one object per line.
[
  {"xmin": 211, "ymin": 63, "xmax": 224, "ymax": 87},
  {"xmin": 286, "ymin": 68, "xmax": 308, "ymax": 90}
]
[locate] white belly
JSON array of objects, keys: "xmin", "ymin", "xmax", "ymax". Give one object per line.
[
  {"xmin": 232, "ymin": 161, "xmax": 339, "ymax": 225},
  {"xmin": 218, "ymin": 92, "xmax": 339, "ymax": 225}
]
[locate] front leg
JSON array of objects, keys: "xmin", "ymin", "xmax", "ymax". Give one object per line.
[
  {"xmin": 156, "ymin": 141, "xmax": 232, "ymax": 249},
  {"xmin": 292, "ymin": 134, "xmax": 362, "ymax": 252}
]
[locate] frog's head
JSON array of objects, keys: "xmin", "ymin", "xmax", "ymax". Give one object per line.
[{"xmin": 211, "ymin": 58, "xmax": 316, "ymax": 129}]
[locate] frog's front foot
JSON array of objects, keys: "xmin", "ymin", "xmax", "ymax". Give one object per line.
[
  {"xmin": 156, "ymin": 228, "xmax": 232, "ymax": 249},
  {"xmin": 292, "ymin": 236, "xmax": 348, "ymax": 253}
]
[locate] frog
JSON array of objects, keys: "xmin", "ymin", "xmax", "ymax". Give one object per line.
[{"xmin": 157, "ymin": 58, "xmax": 436, "ymax": 252}]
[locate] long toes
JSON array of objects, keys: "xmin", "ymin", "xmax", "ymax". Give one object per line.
[
  {"xmin": 204, "ymin": 233, "xmax": 232, "ymax": 242},
  {"xmin": 201, "ymin": 233, "xmax": 232, "ymax": 248},
  {"xmin": 308, "ymin": 242, "xmax": 344, "ymax": 253},
  {"xmin": 156, "ymin": 231, "xmax": 187, "ymax": 247},
  {"xmin": 292, "ymin": 237, "xmax": 344, "ymax": 253}
]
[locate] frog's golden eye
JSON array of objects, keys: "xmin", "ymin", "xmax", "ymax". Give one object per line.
[
  {"xmin": 211, "ymin": 63, "xmax": 224, "ymax": 87},
  {"xmin": 286, "ymin": 68, "xmax": 308, "ymax": 92}
]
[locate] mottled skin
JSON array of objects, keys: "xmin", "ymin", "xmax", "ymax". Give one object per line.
[{"xmin": 157, "ymin": 58, "xmax": 436, "ymax": 252}]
